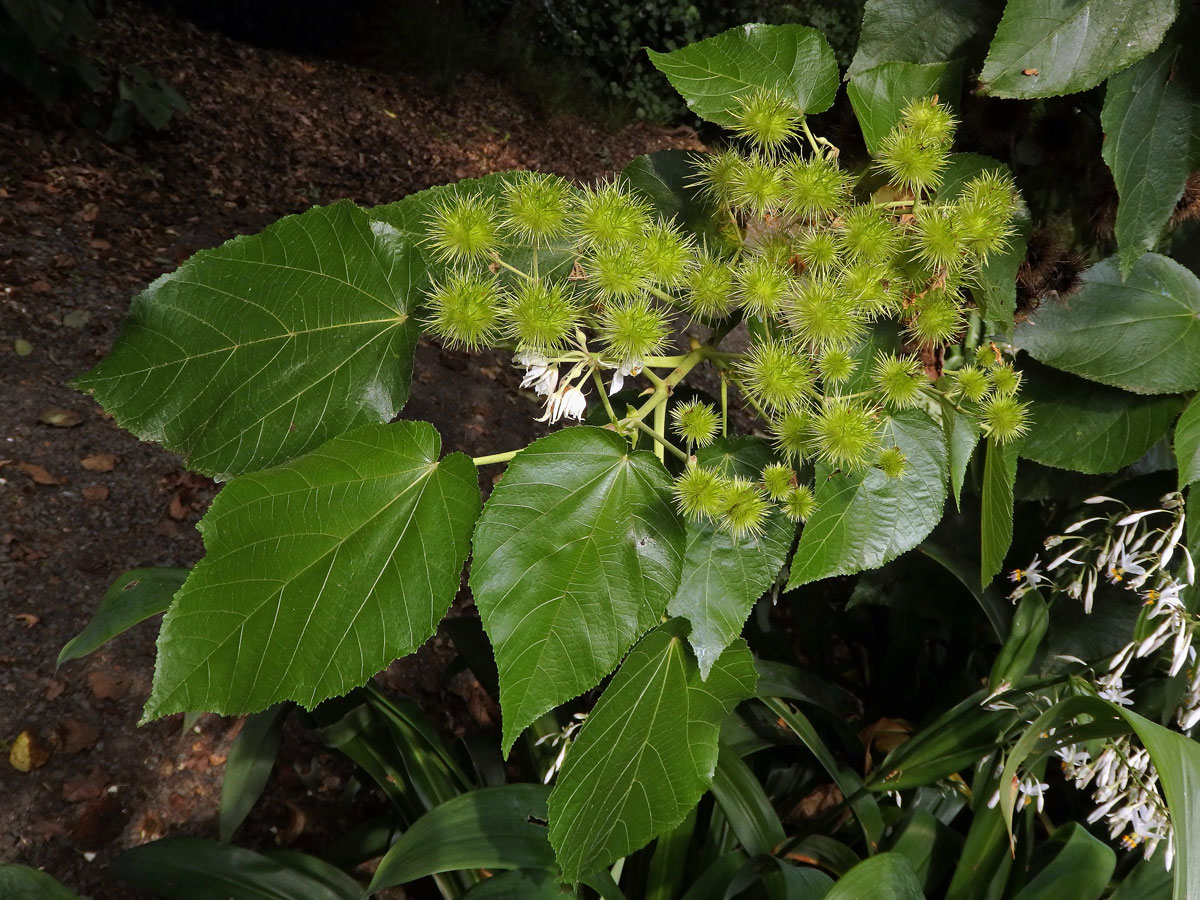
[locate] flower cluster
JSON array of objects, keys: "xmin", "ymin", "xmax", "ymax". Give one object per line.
[
  {"xmin": 1005, "ymin": 493, "xmax": 1199, "ymax": 867},
  {"xmin": 418, "ymin": 91, "xmax": 1025, "ymax": 538}
]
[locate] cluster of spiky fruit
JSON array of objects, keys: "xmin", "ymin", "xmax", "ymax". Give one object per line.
[{"xmin": 420, "ymin": 89, "xmax": 1027, "ymax": 540}]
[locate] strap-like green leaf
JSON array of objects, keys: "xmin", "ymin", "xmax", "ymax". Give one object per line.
[
  {"xmin": 368, "ymin": 785, "xmax": 555, "ymax": 892},
  {"xmin": 788, "ymin": 409, "xmax": 948, "ymax": 588},
  {"xmin": 1020, "ymin": 361, "xmax": 1182, "ymax": 475},
  {"xmin": 980, "ymin": 0, "xmax": 1179, "ymax": 99},
  {"xmin": 144, "ymin": 421, "xmax": 480, "ymax": 719},
  {"xmin": 1011, "ymin": 822, "xmax": 1114, "ymax": 900},
  {"xmin": 849, "ymin": 0, "xmax": 999, "ymax": 77},
  {"xmin": 825, "ymin": 853, "xmax": 925, "ymax": 900},
  {"xmin": 1101, "ymin": 42, "xmax": 1195, "ymax": 274},
  {"xmin": 647, "ymin": 24, "xmax": 839, "ymax": 127},
  {"xmin": 1015, "ymin": 253, "xmax": 1200, "ymax": 395},
  {"xmin": 668, "ymin": 437, "xmax": 793, "ymax": 678},
  {"xmin": 471, "ymin": 426, "xmax": 685, "ymax": 755},
  {"xmin": 548, "ymin": 621, "xmax": 757, "ymax": 883},
  {"xmin": 75, "ymin": 201, "xmax": 422, "ymax": 480},
  {"xmin": 0, "ymin": 864, "xmax": 83, "ymax": 900},
  {"xmin": 1175, "ymin": 393, "xmax": 1200, "ymax": 488},
  {"xmin": 848, "ymin": 60, "xmax": 964, "ymax": 157},
  {"xmin": 219, "ymin": 704, "xmax": 289, "ymax": 842},
  {"xmin": 57, "ymin": 566, "xmax": 188, "ymax": 667}
]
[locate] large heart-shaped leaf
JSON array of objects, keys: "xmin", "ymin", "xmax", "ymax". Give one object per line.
[
  {"xmin": 667, "ymin": 437, "xmax": 793, "ymax": 678},
  {"xmin": 848, "ymin": 60, "xmax": 964, "ymax": 157},
  {"xmin": 143, "ymin": 420, "xmax": 480, "ymax": 719},
  {"xmin": 1101, "ymin": 42, "xmax": 1196, "ymax": 274},
  {"xmin": 979, "ymin": 0, "xmax": 1180, "ymax": 99},
  {"xmin": 849, "ymin": 0, "xmax": 999, "ymax": 77},
  {"xmin": 788, "ymin": 409, "xmax": 948, "ymax": 588},
  {"xmin": 547, "ymin": 620, "xmax": 756, "ymax": 883},
  {"xmin": 75, "ymin": 200, "xmax": 422, "ymax": 480},
  {"xmin": 1020, "ymin": 361, "xmax": 1182, "ymax": 474},
  {"xmin": 1015, "ymin": 253, "xmax": 1200, "ymax": 395},
  {"xmin": 470, "ymin": 426, "xmax": 685, "ymax": 755},
  {"xmin": 647, "ymin": 24, "xmax": 839, "ymax": 127}
]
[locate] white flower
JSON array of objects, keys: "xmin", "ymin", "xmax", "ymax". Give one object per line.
[
  {"xmin": 608, "ymin": 359, "xmax": 642, "ymax": 395},
  {"xmin": 521, "ymin": 363, "xmax": 560, "ymax": 396},
  {"xmin": 1097, "ymin": 674, "xmax": 1134, "ymax": 706},
  {"xmin": 1017, "ymin": 776, "xmax": 1049, "ymax": 812},
  {"xmin": 560, "ymin": 387, "xmax": 587, "ymax": 421}
]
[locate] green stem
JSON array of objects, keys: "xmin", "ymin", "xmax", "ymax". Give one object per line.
[
  {"xmin": 633, "ymin": 418, "xmax": 688, "ymax": 462},
  {"xmin": 653, "ymin": 398, "xmax": 667, "ymax": 462},
  {"xmin": 473, "ymin": 449, "xmax": 521, "ymax": 467},
  {"xmin": 591, "ymin": 369, "xmax": 619, "ymax": 424},
  {"xmin": 721, "ymin": 375, "xmax": 729, "ymax": 437},
  {"xmin": 799, "ymin": 117, "xmax": 823, "ymax": 157},
  {"xmin": 492, "ymin": 255, "xmax": 532, "ymax": 282}
]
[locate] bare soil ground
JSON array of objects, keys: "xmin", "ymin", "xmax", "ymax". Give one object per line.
[{"xmin": 0, "ymin": 4, "xmax": 701, "ymax": 895}]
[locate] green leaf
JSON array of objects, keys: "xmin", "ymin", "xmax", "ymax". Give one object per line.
[
  {"xmin": 110, "ymin": 838, "xmax": 361, "ymax": 900},
  {"xmin": 74, "ymin": 201, "xmax": 422, "ymax": 480},
  {"xmin": 144, "ymin": 421, "xmax": 480, "ymax": 719},
  {"xmin": 918, "ymin": 543, "xmax": 1011, "ymax": 641},
  {"xmin": 1020, "ymin": 360, "xmax": 1183, "ymax": 474},
  {"xmin": 668, "ymin": 437, "xmax": 793, "ymax": 677},
  {"xmin": 788, "ymin": 409, "xmax": 948, "ymax": 588},
  {"xmin": 57, "ymin": 566, "xmax": 188, "ymax": 667},
  {"xmin": 0, "ymin": 864, "xmax": 82, "ymax": 900},
  {"xmin": 461, "ymin": 869, "xmax": 574, "ymax": 899},
  {"xmin": 884, "ymin": 810, "xmax": 963, "ymax": 894},
  {"xmin": 1011, "ymin": 822, "xmax": 1114, "ymax": 900},
  {"xmin": 647, "ymin": 24, "xmax": 839, "ymax": 127},
  {"xmin": 979, "ymin": 0, "xmax": 1180, "ymax": 99},
  {"xmin": 943, "ymin": 405, "xmax": 980, "ymax": 511},
  {"xmin": 547, "ymin": 621, "xmax": 757, "ymax": 882},
  {"xmin": 1102, "ymin": 43, "xmax": 1195, "ymax": 274},
  {"xmin": 622, "ymin": 150, "xmax": 719, "ymax": 241},
  {"xmin": 848, "ymin": 60, "xmax": 964, "ymax": 157},
  {"xmin": 711, "ymin": 743, "xmax": 786, "ymax": 857},
  {"xmin": 219, "ymin": 704, "xmax": 289, "ymax": 842},
  {"xmin": 824, "ymin": 853, "xmax": 925, "ymax": 900},
  {"xmin": 369, "ymin": 785, "xmax": 555, "ymax": 892},
  {"xmin": 1015, "ymin": 253, "xmax": 1200, "ymax": 394},
  {"xmin": 987, "ymin": 592, "xmax": 1048, "ymax": 692},
  {"xmin": 937, "ymin": 154, "xmax": 1030, "ymax": 327},
  {"xmin": 1175, "ymin": 393, "xmax": 1200, "ymax": 488},
  {"xmin": 470, "ymin": 426, "xmax": 685, "ymax": 755},
  {"xmin": 849, "ymin": 0, "xmax": 1000, "ymax": 77},
  {"xmin": 980, "ymin": 437, "xmax": 1019, "ymax": 586}
]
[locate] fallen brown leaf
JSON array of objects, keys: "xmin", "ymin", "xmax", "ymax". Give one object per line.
[
  {"xmin": 44, "ymin": 679, "xmax": 66, "ymax": 700},
  {"xmin": 87, "ymin": 669, "xmax": 129, "ymax": 700},
  {"xmin": 167, "ymin": 492, "xmax": 188, "ymax": 520},
  {"xmin": 59, "ymin": 717, "xmax": 101, "ymax": 754},
  {"xmin": 12, "ymin": 612, "xmax": 39, "ymax": 628},
  {"xmin": 18, "ymin": 461, "xmax": 59, "ymax": 485},
  {"xmin": 62, "ymin": 766, "xmax": 108, "ymax": 802},
  {"xmin": 29, "ymin": 280, "xmax": 52, "ymax": 293},
  {"xmin": 82, "ymin": 485, "xmax": 109, "ymax": 502},
  {"xmin": 39, "ymin": 406, "xmax": 84, "ymax": 427},
  {"xmin": 81, "ymin": 453, "xmax": 119, "ymax": 472}
]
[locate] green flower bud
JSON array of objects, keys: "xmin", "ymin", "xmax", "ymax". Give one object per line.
[
  {"xmin": 501, "ymin": 172, "xmax": 572, "ymax": 244},
  {"xmin": 783, "ymin": 156, "xmax": 851, "ymax": 221},
  {"xmin": 427, "ymin": 193, "xmax": 502, "ymax": 263},
  {"xmin": 502, "ymin": 280, "xmax": 579, "ymax": 355},
  {"xmin": 877, "ymin": 445, "xmax": 908, "ymax": 478},
  {"xmin": 716, "ymin": 476, "xmax": 771, "ymax": 539},
  {"xmin": 732, "ymin": 87, "xmax": 802, "ymax": 153},
  {"xmin": 572, "ymin": 180, "xmax": 651, "ymax": 248},
  {"xmin": 673, "ymin": 464, "xmax": 726, "ymax": 521},
  {"xmin": 684, "ymin": 252, "xmax": 736, "ymax": 319},
  {"xmin": 782, "ymin": 483, "xmax": 817, "ymax": 522},
  {"xmin": 599, "ymin": 295, "xmax": 670, "ymax": 363},
  {"xmin": 424, "ymin": 271, "xmax": 503, "ymax": 350},
  {"xmin": 736, "ymin": 255, "xmax": 794, "ymax": 318},
  {"xmin": 737, "ymin": 337, "xmax": 815, "ymax": 412},
  {"xmin": 761, "ymin": 462, "xmax": 795, "ymax": 499},
  {"xmin": 872, "ymin": 353, "xmax": 924, "ymax": 409},
  {"xmin": 981, "ymin": 394, "xmax": 1031, "ymax": 443},
  {"xmin": 672, "ymin": 398, "xmax": 720, "ymax": 448},
  {"xmin": 817, "ymin": 347, "xmax": 856, "ymax": 385},
  {"xmin": 811, "ymin": 396, "xmax": 880, "ymax": 471}
]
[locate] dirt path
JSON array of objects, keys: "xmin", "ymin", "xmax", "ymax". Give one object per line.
[{"xmin": 0, "ymin": 5, "xmax": 701, "ymax": 895}]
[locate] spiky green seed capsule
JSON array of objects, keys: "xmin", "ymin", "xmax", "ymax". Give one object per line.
[
  {"xmin": 956, "ymin": 198, "xmax": 1012, "ymax": 260},
  {"xmin": 674, "ymin": 464, "xmax": 726, "ymax": 520},
  {"xmin": 878, "ymin": 446, "xmax": 908, "ymax": 478},
  {"xmin": 732, "ymin": 88, "xmax": 802, "ymax": 153},
  {"xmin": 501, "ymin": 173, "xmax": 572, "ymax": 244},
  {"xmin": 672, "ymin": 399, "xmax": 720, "ymax": 448},
  {"xmin": 907, "ymin": 296, "xmax": 964, "ymax": 347},
  {"xmin": 693, "ymin": 149, "xmax": 742, "ymax": 207},
  {"xmin": 502, "ymin": 281, "xmax": 579, "ymax": 355},
  {"xmin": 784, "ymin": 157, "xmax": 850, "ymax": 220},
  {"xmin": 770, "ymin": 408, "xmax": 811, "ymax": 460},
  {"xmin": 685, "ymin": 254, "xmax": 735, "ymax": 319},
  {"xmin": 962, "ymin": 170, "xmax": 1017, "ymax": 217},
  {"xmin": 589, "ymin": 244, "xmax": 652, "ymax": 299},
  {"xmin": 952, "ymin": 364, "xmax": 991, "ymax": 402},
  {"xmin": 761, "ymin": 463, "xmax": 795, "ymax": 499},
  {"xmin": 840, "ymin": 205, "xmax": 902, "ymax": 262},
  {"xmin": 717, "ymin": 476, "xmax": 770, "ymax": 539},
  {"xmin": 783, "ymin": 484, "xmax": 817, "ymax": 522},
  {"xmin": 912, "ymin": 205, "xmax": 968, "ymax": 270},
  {"xmin": 989, "ymin": 363, "xmax": 1022, "ymax": 398},
  {"xmin": 640, "ymin": 222, "xmax": 694, "ymax": 286},
  {"xmin": 817, "ymin": 348, "xmax": 856, "ymax": 385},
  {"xmin": 788, "ymin": 277, "xmax": 866, "ymax": 350},
  {"xmin": 731, "ymin": 154, "xmax": 787, "ymax": 216},
  {"xmin": 873, "ymin": 353, "xmax": 924, "ymax": 409},
  {"xmin": 427, "ymin": 194, "xmax": 501, "ymax": 263},
  {"xmin": 737, "ymin": 338, "xmax": 815, "ymax": 412},
  {"xmin": 981, "ymin": 395, "xmax": 1031, "ymax": 443},
  {"xmin": 424, "ymin": 272, "xmax": 502, "ymax": 350},
  {"xmin": 572, "ymin": 181, "xmax": 651, "ymax": 247},
  {"xmin": 840, "ymin": 262, "xmax": 900, "ymax": 319},
  {"xmin": 736, "ymin": 255, "xmax": 793, "ymax": 318},
  {"xmin": 876, "ymin": 128, "xmax": 949, "ymax": 194},
  {"xmin": 901, "ymin": 98, "xmax": 956, "ymax": 149},
  {"xmin": 811, "ymin": 397, "xmax": 879, "ymax": 471},
  {"xmin": 599, "ymin": 296, "xmax": 670, "ymax": 363},
  {"xmin": 796, "ymin": 228, "xmax": 841, "ymax": 273}
]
